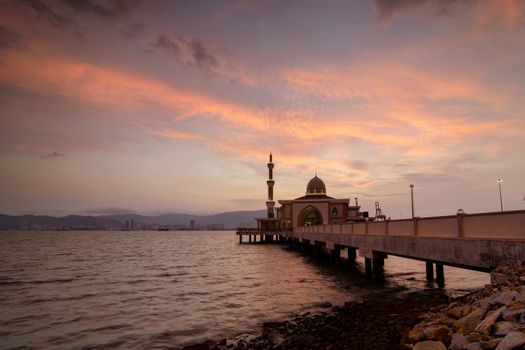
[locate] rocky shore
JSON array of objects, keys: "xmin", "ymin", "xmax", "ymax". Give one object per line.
[
  {"xmin": 183, "ymin": 261, "xmax": 525, "ymax": 350},
  {"xmin": 183, "ymin": 290, "xmax": 451, "ymax": 350},
  {"xmin": 403, "ymin": 261, "xmax": 525, "ymax": 350}
]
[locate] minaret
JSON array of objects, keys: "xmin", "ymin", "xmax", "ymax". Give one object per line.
[{"xmin": 266, "ymin": 153, "xmax": 275, "ymax": 218}]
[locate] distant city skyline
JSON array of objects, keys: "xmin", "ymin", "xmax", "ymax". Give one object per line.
[{"xmin": 1, "ymin": 0, "xmax": 524, "ymax": 218}]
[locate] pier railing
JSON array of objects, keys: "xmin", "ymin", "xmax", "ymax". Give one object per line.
[{"xmin": 294, "ymin": 209, "xmax": 525, "ymax": 240}]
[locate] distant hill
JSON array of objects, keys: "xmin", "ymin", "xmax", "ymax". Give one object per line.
[
  {"xmin": 102, "ymin": 209, "xmax": 267, "ymax": 227},
  {"xmin": 0, "ymin": 210, "xmax": 266, "ymax": 230},
  {"xmin": 0, "ymin": 214, "xmax": 121, "ymax": 230}
]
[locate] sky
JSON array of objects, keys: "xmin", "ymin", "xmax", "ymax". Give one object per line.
[{"xmin": 0, "ymin": 0, "xmax": 524, "ymax": 218}]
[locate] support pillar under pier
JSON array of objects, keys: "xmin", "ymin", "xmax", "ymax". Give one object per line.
[
  {"xmin": 239, "ymin": 235, "xmax": 242, "ymax": 244},
  {"xmin": 426, "ymin": 261, "xmax": 434, "ymax": 282},
  {"xmin": 249, "ymin": 235, "xmax": 252, "ymax": 243},
  {"xmin": 365, "ymin": 258, "xmax": 372, "ymax": 278},
  {"xmin": 347, "ymin": 247, "xmax": 357, "ymax": 262},
  {"xmin": 331, "ymin": 248, "xmax": 341, "ymax": 265},
  {"xmin": 372, "ymin": 252, "xmax": 386, "ymax": 280},
  {"xmin": 436, "ymin": 263, "xmax": 445, "ymax": 287}
]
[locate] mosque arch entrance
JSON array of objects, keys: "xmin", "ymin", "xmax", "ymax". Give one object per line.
[{"xmin": 298, "ymin": 206, "xmax": 323, "ymax": 226}]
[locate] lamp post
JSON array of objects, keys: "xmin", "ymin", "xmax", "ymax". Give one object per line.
[
  {"xmin": 410, "ymin": 184, "xmax": 415, "ymax": 219},
  {"xmin": 497, "ymin": 179, "xmax": 503, "ymax": 212}
]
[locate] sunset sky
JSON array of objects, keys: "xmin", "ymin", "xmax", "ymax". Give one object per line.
[{"xmin": 0, "ymin": 0, "xmax": 524, "ymax": 218}]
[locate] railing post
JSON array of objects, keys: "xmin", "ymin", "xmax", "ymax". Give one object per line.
[{"xmin": 457, "ymin": 213, "xmax": 464, "ymax": 238}]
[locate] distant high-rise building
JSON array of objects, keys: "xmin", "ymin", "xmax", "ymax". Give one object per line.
[
  {"xmin": 190, "ymin": 220, "xmax": 195, "ymax": 229},
  {"xmin": 130, "ymin": 219, "xmax": 135, "ymax": 230}
]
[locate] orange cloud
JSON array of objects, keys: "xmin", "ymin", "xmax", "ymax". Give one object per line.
[{"xmin": 156, "ymin": 129, "xmax": 201, "ymax": 141}]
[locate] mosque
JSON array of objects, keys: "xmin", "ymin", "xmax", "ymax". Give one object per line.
[{"xmin": 256, "ymin": 154, "xmax": 366, "ymax": 231}]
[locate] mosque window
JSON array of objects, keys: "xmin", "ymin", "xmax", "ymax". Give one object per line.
[{"xmin": 332, "ymin": 207, "xmax": 338, "ymax": 217}]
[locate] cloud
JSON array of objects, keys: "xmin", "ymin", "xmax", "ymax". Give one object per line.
[
  {"xmin": 120, "ymin": 21, "xmax": 146, "ymax": 40},
  {"xmin": 372, "ymin": 0, "xmax": 478, "ymax": 21},
  {"xmin": 156, "ymin": 128, "xmax": 201, "ymax": 141},
  {"xmin": 152, "ymin": 34, "xmax": 220, "ymax": 73},
  {"xmin": 16, "ymin": 0, "xmax": 76, "ymax": 29},
  {"xmin": 41, "ymin": 151, "xmax": 65, "ymax": 159},
  {"xmin": 59, "ymin": 0, "xmax": 140, "ymax": 19},
  {"xmin": 354, "ymin": 192, "xmax": 405, "ymax": 197},
  {"xmin": 0, "ymin": 25, "xmax": 24, "ymax": 49}
]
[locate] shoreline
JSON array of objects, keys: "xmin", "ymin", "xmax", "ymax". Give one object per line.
[
  {"xmin": 182, "ymin": 260, "xmax": 525, "ymax": 350},
  {"xmin": 182, "ymin": 289, "xmax": 454, "ymax": 350}
]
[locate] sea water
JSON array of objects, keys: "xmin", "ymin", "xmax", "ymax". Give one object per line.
[{"xmin": 0, "ymin": 230, "xmax": 489, "ymax": 349}]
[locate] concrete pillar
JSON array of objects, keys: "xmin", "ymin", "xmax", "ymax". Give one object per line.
[
  {"xmin": 239, "ymin": 235, "xmax": 242, "ymax": 244},
  {"xmin": 365, "ymin": 258, "xmax": 372, "ymax": 278},
  {"xmin": 249, "ymin": 235, "xmax": 252, "ymax": 243},
  {"xmin": 314, "ymin": 243, "xmax": 324, "ymax": 256},
  {"xmin": 331, "ymin": 248, "xmax": 341, "ymax": 265},
  {"xmin": 426, "ymin": 261, "xmax": 434, "ymax": 281},
  {"xmin": 436, "ymin": 263, "xmax": 445, "ymax": 287},
  {"xmin": 347, "ymin": 247, "xmax": 357, "ymax": 261},
  {"xmin": 372, "ymin": 252, "xmax": 385, "ymax": 280}
]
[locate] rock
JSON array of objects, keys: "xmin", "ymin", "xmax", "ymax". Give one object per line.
[
  {"xmin": 492, "ymin": 290, "xmax": 520, "ymax": 306},
  {"xmin": 494, "ymin": 321, "xmax": 515, "ymax": 337},
  {"xmin": 494, "ymin": 331, "xmax": 525, "ymax": 350},
  {"xmin": 491, "ymin": 273, "xmax": 508, "ymax": 286},
  {"xmin": 457, "ymin": 308, "xmax": 487, "ymax": 335},
  {"xmin": 423, "ymin": 325, "xmax": 451, "ymax": 343},
  {"xmin": 409, "ymin": 327, "xmax": 426, "ymax": 343},
  {"xmin": 501, "ymin": 309, "xmax": 525, "ymax": 323},
  {"xmin": 448, "ymin": 307, "xmax": 466, "ymax": 319},
  {"xmin": 449, "ymin": 333, "xmax": 469, "ymax": 350},
  {"xmin": 480, "ymin": 338, "xmax": 503, "ymax": 350},
  {"xmin": 475, "ymin": 306, "xmax": 507, "ymax": 335},
  {"xmin": 463, "ymin": 342, "xmax": 483, "ymax": 350},
  {"xmin": 413, "ymin": 340, "xmax": 447, "ymax": 350}
]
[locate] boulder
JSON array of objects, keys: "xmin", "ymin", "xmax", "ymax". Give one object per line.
[
  {"xmin": 494, "ymin": 321, "xmax": 515, "ymax": 337},
  {"xmin": 423, "ymin": 324, "xmax": 451, "ymax": 343},
  {"xmin": 448, "ymin": 307, "xmax": 466, "ymax": 320},
  {"xmin": 448, "ymin": 333, "xmax": 469, "ymax": 350},
  {"xmin": 492, "ymin": 290, "xmax": 520, "ymax": 306},
  {"xmin": 409, "ymin": 327, "xmax": 426, "ymax": 343},
  {"xmin": 480, "ymin": 338, "xmax": 503, "ymax": 350},
  {"xmin": 491, "ymin": 273, "xmax": 508, "ymax": 286},
  {"xmin": 413, "ymin": 340, "xmax": 446, "ymax": 350},
  {"xmin": 475, "ymin": 306, "xmax": 507, "ymax": 336},
  {"xmin": 501, "ymin": 309, "xmax": 525, "ymax": 323},
  {"xmin": 494, "ymin": 331, "xmax": 525, "ymax": 350},
  {"xmin": 463, "ymin": 342, "xmax": 483, "ymax": 350},
  {"xmin": 457, "ymin": 308, "xmax": 487, "ymax": 335}
]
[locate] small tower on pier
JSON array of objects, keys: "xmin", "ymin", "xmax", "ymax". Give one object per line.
[{"xmin": 266, "ymin": 153, "xmax": 275, "ymax": 218}]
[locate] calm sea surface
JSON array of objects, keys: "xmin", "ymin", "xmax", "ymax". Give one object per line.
[{"xmin": 0, "ymin": 230, "xmax": 489, "ymax": 349}]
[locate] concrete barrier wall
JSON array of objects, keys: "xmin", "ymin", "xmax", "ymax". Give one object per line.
[
  {"xmin": 342, "ymin": 224, "xmax": 353, "ymax": 234},
  {"xmin": 463, "ymin": 212, "xmax": 525, "ymax": 239},
  {"xmin": 418, "ymin": 216, "xmax": 458, "ymax": 238},
  {"xmin": 388, "ymin": 220, "xmax": 414, "ymax": 236},
  {"xmin": 294, "ymin": 210, "xmax": 525, "ymax": 240},
  {"xmin": 368, "ymin": 221, "xmax": 386, "ymax": 235},
  {"xmin": 354, "ymin": 223, "xmax": 366, "ymax": 235}
]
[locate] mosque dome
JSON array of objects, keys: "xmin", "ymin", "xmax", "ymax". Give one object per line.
[{"xmin": 306, "ymin": 175, "xmax": 326, "ymax": 195}]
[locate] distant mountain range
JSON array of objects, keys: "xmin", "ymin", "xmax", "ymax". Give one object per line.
[{"xmin": 0, "ymin": 210, "xmax": 266, "ymax": 230}]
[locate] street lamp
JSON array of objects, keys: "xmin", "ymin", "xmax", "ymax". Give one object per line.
[
  {"xmin": 410, "ymin": 184, "xmax": 415, "ymax": 219},
  {"xmin": 497, "ymin": 179, "xmax": 503, "ymax": 212}
]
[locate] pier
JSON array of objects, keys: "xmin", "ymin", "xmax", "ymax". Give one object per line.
[
  {"xmin": 237, "ymin": 154, "xmax": 525, "ymax": 285},
  {"xmin": 238, "ymin": 209, "xmax": 525, "ymax": 285}
]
